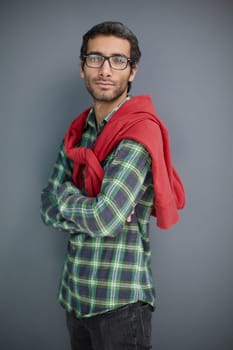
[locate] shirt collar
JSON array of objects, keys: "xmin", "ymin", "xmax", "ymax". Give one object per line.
[{"xmin": 85, "ymin": 95, "xmax": 131, "ymax": 130}]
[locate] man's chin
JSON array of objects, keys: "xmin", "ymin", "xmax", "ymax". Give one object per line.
[
  {"xmin": 94, "ymin": 95, "xmax": 116, "ymax": 103},
  {"xmin": 91, "ymin": 90, "xmax": 126, "ymax": 104}
]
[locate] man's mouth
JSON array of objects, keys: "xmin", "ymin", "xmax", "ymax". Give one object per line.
[{"xmin": 95, "ymin": 80, "xmax": 114, "ymax": 87}]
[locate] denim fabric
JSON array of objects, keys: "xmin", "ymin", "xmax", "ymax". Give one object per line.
[{"xmin": 66, "ymin": 301, "xmax": 153, "ymax": 349}]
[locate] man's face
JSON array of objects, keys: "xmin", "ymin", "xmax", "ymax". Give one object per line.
[{"xmin": 80, "ymin": 35, "xmax": 137, "ymax": 104}]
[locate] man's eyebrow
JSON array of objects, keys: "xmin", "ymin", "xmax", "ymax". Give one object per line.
[
  {"xmin": 86, "ymin": 51, "xmax": 102, "ymax": 55},
  {"xmin": 86, "ymin": 51, "xmax": 126, "ymax": 56}
]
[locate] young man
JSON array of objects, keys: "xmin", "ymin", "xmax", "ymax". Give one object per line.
[{"xmin": 40, "ymin": 21, "xmax": 185, "ymax": 350}]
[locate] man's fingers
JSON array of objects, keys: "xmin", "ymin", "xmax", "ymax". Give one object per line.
[{"xmin": 126, "ymin": 208, "xmax": 135, "ymax": 222}]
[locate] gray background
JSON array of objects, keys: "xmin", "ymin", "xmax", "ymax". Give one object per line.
[{"xmin": 1, "ymin": 0, "xmax": 233, "ymax": 349}]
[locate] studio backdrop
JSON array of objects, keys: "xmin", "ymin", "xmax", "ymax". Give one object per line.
[{"xmin": 1, "ymin": 1, "xmax": 233, "ymax": 349}]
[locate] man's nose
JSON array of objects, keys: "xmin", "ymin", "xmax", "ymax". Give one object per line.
[{"xmin": 99, "ymin": 59, "xmax": 112, "ymax": 75}]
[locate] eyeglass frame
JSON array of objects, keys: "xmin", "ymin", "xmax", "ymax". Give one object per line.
[{"xmin": 81, "ymin": 53, "xmax": 133, "ymax": 70}]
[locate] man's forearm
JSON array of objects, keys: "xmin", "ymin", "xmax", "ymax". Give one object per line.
[
  {"xmin": 56, "ymin": 182, "xmax": 129, "ymax": 238},
  {"xmin": 40, "ymin": 190, "xmax": 80, "ymax": 233}
]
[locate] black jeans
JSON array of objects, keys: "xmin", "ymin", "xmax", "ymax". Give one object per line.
[{"xmin": 66, "ymin": 301, "xmax": 153, "ymax": 349}]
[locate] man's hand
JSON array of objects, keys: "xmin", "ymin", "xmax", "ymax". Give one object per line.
[{"xmin": 126, "ymin": 208, "xmax": 135, "ymax": 222}]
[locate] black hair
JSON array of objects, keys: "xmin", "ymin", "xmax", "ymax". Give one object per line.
[{"xmin": 80, "ymin": 21, "xmax": 141, "ymax": 66}]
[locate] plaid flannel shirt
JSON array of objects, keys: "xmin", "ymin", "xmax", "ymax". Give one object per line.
[{"xmin": 40, "ymin": 102, "xmax": 155, "ymax": 317}]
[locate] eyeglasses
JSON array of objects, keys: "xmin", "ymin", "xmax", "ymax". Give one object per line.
[{"xmin": 82, "ymin": 54, "xmax": 133, "ymax": 70}]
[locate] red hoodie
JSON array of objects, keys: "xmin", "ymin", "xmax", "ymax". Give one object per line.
[{"xmin": 65, "ymin": 95, "xmax": 186, "ymax": 229}]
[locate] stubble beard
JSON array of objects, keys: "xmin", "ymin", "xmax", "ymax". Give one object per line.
[{"xmin": 84, "ymin": 78, "xmax": 129, "ymax": 103}]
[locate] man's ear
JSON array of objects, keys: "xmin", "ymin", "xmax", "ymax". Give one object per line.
[
  {"xmin": 128, "ymin": 65, "xmax": 138, "ymax": 83},
  {"xmin": 80, "ymin": 63, "xmax": 84, "ymax": 78}
]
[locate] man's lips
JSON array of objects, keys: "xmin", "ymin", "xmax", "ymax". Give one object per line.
[{"xmin": 95, "ymin": 80, "xmax": 114, "ymax": 87}]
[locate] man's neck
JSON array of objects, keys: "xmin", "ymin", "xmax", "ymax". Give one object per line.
[{"xmin": 93, "ymin": 94, "xmax": 128, "ymax": 126}]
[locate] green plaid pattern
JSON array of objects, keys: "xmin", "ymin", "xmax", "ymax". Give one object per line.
[{"xmin": 40, "ymin": 105, "xmax": 155, "ymax": 317}]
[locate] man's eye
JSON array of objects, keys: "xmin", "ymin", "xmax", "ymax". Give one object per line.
[
  {"xmin": 112, "ymin": 56, "xmax": 126, "ymax": 64},
  {"xmin": 89, "ymin": 55, "xmax": 101, "ymax": 62}
]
